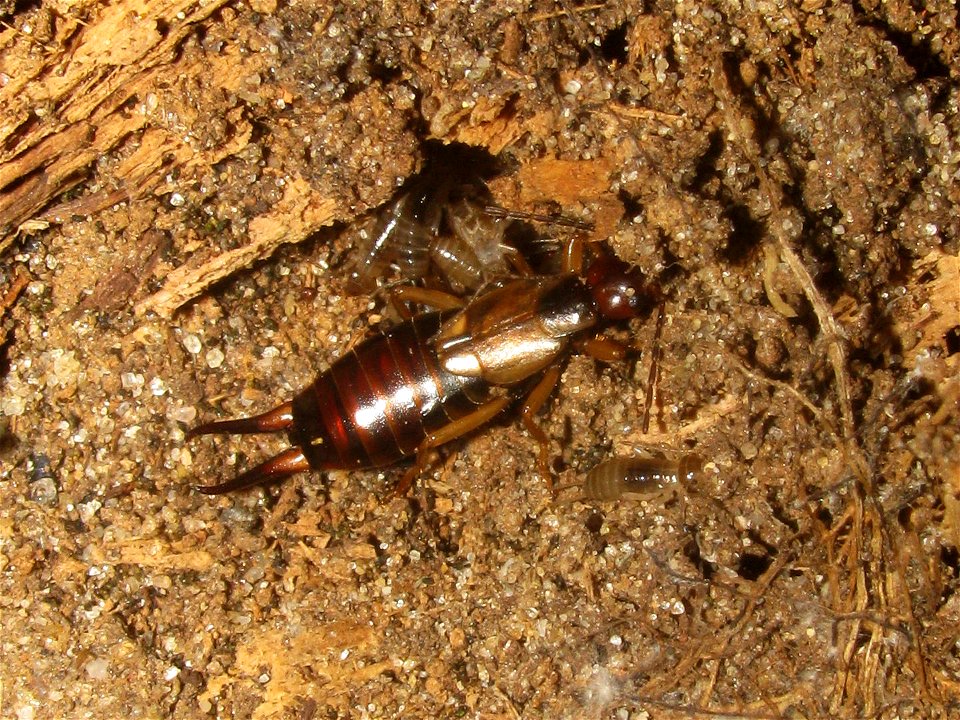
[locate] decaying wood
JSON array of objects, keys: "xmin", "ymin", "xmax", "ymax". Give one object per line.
[
  {"xmin": 0, "ymin": 0, "xmax": 353, "ymax": 312},
  {"xmin": 0, "ymin": 1, "xmax": 233, "ymax": 244},
  {"xmin": 135, "ymin": 175, "xmax": 337, "ymax": 317}
]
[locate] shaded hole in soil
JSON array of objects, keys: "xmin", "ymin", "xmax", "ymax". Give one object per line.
[
  {"xmin": 368, "ymin": 57, "xmax": 403, "ymax": 85},
  {"xmin": 720, "ymin": 203, "xmax": 764, "ymax": 266},
  {"xmin": 434, "ymin": 531, "xmax": 459, "ymax": 559},
  {"xmin": 618, "ymin": 188, "xmax": 642, "ymax": 218},
  {"xmin": 811, "ymin": 257, "xmax": 847, "ymax": 305},
  {"xmin": 937, "ymin": 557, "xmax": 959, "ymax": 616},
  {"xmin": 0, "ymin": 416, "xmax": 16, "ymax": 455},
  {"xmin": 584, "ymin": 510, "xmax": 605, "ymax": 535},
  {"xmin": 945, "ymin": 326, "xmax": 960, "ymax": 356},
  {"xmin": 5, "ymin": 0, "xmax": 42, "ymax": 15},
  {"xmin": 897, "ymin": 504, "xmax": 914, "ymax": 530},
  {"xmin": 598, "ymin": 22, "xmax": 629, "ymax": 65},
  {"xmin": 0, "ymin": 325, "xmax": 14, "ymax": 380},
  {"xmin": 685, "ymin": 129, "xmax": 724, "ymax": 194},
  {"xmin": 766, "ymin": 488, "xmax": 800, "ymax": 533},
  {"xmin": 420, "ymin": 138, "xmax": 504, "ymax": 179},
  {"xmin": 814, "ymin": 505, "xmax": 833, "ymax": 528},
  {"xmin": 736, "ymin": 552, "xmax": 772, "ymax": 581},
  {"xmin": 857, "ymin": 13, "xmax": 951, "ymax": 80},
  {"xmin": 367, "ymin": 532, "xmax": 386, "ymax": 562},
  {"xmin": 941, "ymin": 545, "xmax": 959, "ymax": 597}
]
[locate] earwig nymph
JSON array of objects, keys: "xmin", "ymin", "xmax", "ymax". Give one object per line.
[{"xmin": 581, "ymin": 453, "xmax": 704, "ymax": 502}]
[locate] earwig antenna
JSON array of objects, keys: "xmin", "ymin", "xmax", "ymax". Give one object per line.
[{"xmin": 483, "ymin": 204, "xmax": 594, "ymax": 231}]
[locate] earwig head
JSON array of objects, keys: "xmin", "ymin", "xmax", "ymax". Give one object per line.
[
  {"xmin": 678, "ymin": 453, "xmax": 704, "ymax": 482},
  {"xmin": 584, "ymin": 245, "xmax": 661, "ymax": 320}
]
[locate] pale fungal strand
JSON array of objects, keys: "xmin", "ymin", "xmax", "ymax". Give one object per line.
[{"xmin": 581, "ymin": 453, "xmax": 703, "ymax": 501}]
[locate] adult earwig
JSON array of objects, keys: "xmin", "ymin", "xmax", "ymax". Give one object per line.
[
  {"xmin": 581, "ymin": 453, "xmax": 704, "ymax": 501},
  {"xmin": 188, "ymin": 241, "xmax": 662, "ymax": 495}
]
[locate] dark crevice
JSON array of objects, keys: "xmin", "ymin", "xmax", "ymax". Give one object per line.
[
  {"xmin": 368, "ymin": 57, "xmax": 403, "ymax": 85},
  {"xmin": 814, "ymin": 505, "xmax": 833, "ymax": 529},
  {"xmin": 856, "ymin": 13, "xmax": 951, "ymax": 80},
  {"xmin": 684, "ymin": 534, "xmax": 717, "ymax": 581},
  {"xmin": 767, "ymin": 488, "xmax": 801, "ymax": 533},
  {"xmin": 737, "ymin": 552, "xmax": 773, "ymax": 581},
  {"xmin": 598, "ymin": 22, "xmax": 629, "ymax": 65},
  {"xmin": 720, "ymin": 203, "xmax": 765, "ymax": 266},
  {"xmin": 945, "ymin": 326, "xmax": 960, "ymax": 356},
  {"xmin": 617, "ymin": 188, "xmax": 643, "ymax": 219},
  {"xmin": 684, "ymin": 129, "xmax": 724, "ymax": 194},
  {"xmin": 940, "ymin": 545, "xmax": 959, "ymax": 605}
]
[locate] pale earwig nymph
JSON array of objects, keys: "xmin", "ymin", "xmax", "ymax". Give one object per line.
[
  {"xmin": 345, "ymin": 173, "xmax": 521, "ymax": 295},
  {"xmin": 345, "ymin": 152, "xmax": 592, "ymax": 296},
  {"xmin": 581, "ymin": 453, "xmax": 704, "ymax": 501}
]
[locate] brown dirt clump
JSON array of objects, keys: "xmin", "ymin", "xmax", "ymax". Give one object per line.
[{"xmin": 1, "ymin": 1, "xmax": 958, "ymax": 718}]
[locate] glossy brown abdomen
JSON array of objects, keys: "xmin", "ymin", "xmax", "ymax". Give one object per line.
[{"xmin": 289, "ymin": 313, "xmax": 489, "ymax": 470}]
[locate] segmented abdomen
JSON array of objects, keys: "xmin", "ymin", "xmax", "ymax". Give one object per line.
[
  {"xmin": 346, "ymin": 182, "xmax": 440, "ymax": 293},
  {"xmin": 582, "ymin": 454, "xmax": 703, "ymax": 501},
  {"xmin": 289, "ymin": 313, "xmax": 489, "ymax": 470}
]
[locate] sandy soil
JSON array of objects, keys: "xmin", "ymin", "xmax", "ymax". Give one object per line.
[{"xmin": 1, "ymin": 1, "xmax": 958, "ymax": 718}]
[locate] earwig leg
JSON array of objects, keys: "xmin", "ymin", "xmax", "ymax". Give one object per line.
[
  {"xmin": 392, "ymin": 449, "xmax": 440, "ymax": 499},
  {"xmin": 642, "ymin": 302, "xmax": 666, "ymax": 434},
  {"xmin": 549, "ymin": 480, "xmax": 585, "ymax": 507},
  {"xmin": 519, "ymin": 366, "xmax": 562, "ymax": 491},
  {"xmin": 388, "ymin": 286, "xmax": 465, "ymax": 319},
  {"xmin": 392, "ymin": 395, "xmax": 512, "ymax": 497},
  {"xmin": 576, "ymin": 335, "xmax": 629, "ymax": 363},
  {"xmin": 561, "ymin": 234, "xmax": 585, "ymax": 274},
  {"xmin": 195, "ymin": 447, "xmax": 310, "ymax": 495},
  {"xmin": 501, "ymin": 246, "xmax": 536, "ymax": 277},
  {"xmin": 187, "ymin": 402, "xmax": 294, "ymax": 439}
]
